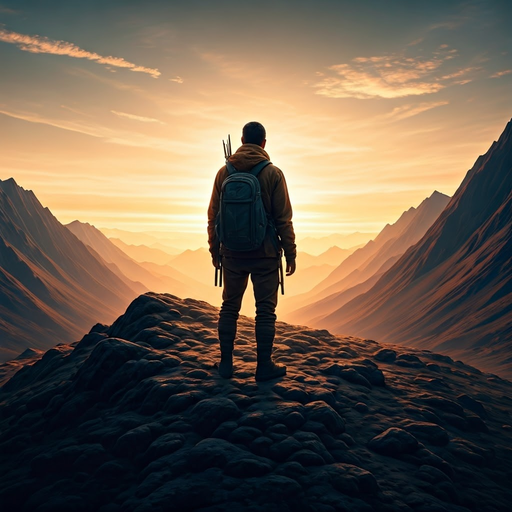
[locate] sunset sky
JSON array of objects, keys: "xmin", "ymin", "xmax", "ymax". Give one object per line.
[{"xmin": 1, "ymin": 0, "xmax": 511, "ymax": 245}]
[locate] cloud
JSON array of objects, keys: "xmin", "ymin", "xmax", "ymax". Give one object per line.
[
  {"xmin": 0, "ymin": 108, "xmax": 192, "ymax": 155},
  {"xmin": 0, "ymin": 27, "xmax": 160, "ymax": 78},
  {"xmin": 377, "ymin": 101, "xmax": 449, "ymax": 122},
  {"xmin": 314, "ymin": 46, "xmax": 475, "ymax": 99},
  {"xmin": 490, "ymin": 69, "xmax": 512, "ymax": 79},
  {"xmin": 111, "ymin": 110, "xmax": 165, "ymax": 124},
  {"xmin": 169, "ymin": 76, "xmax": 184, "ymax": 84}
]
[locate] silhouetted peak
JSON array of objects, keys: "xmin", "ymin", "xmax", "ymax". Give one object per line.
[
  {"xmin": 0, "ymin": 177, "xmax": 20, "ymax": 192},
  {"xmin": 417, "ymin": 190, "xmax": 450, "ymax": 210},
  {"xmin": 15, "ymin": 348, "xmax": 43, "ymax": 360},
  {"xmin": 67, "ymin": 220, "xmax": 93, "ymax": 228},
  {"xmin": 430, "ymin": 190, "xmax": 449, "ymax": 199}
]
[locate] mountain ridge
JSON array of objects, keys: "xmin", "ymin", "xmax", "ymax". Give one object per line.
[
  {"xmin": 0, "ymin": 178, "xmax": 139, "ymax": 361},
  {"xmin": 322, "ymin": 119, "xmax": 512, "ymax": 378}
]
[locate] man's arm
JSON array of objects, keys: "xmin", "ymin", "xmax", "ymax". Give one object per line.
[
  {"xmin": 271, "ymin": 169, "xmax": 297, "ymax": 270},
  {"xmin": 207, "ymin": 170, "xmax": 223, "ymax": 268}
]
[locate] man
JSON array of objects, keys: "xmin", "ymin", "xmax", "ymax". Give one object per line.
[{"xmin": 208, "ymin": 121, "xmax": 296, "ymax": 381}]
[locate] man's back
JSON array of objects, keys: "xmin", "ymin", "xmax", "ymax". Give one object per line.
[{"xmin": 207, "ymin": 122, "xmax": 296, "ymax": 381}]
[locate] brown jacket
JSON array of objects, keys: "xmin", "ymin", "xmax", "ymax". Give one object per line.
[{"xmin": 208, "ymin": 143, "xmax": 296, "ymax": 263}]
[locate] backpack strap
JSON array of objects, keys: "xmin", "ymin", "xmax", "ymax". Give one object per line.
[
  {"xmin": 225, "ymin": 159, "xmax": 271, "ymax": 177},
  {"xmin": 249, "ymin": 160, "xmax": 271, "ymax": 177},
  {"xmin": 226, "ymin": 161, "xmax": 237, "ymax": 176}
]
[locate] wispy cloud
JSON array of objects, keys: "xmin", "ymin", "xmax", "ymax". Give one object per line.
[
  {"xmin": 0, "ymin": 108, "xmax": 192, "ymax": 154},
  {"xmin": 314, "ymin": 46, "xmax": 475, "ymax": 99},
  {"xmin": 0, "ymin": 27, "xmax": 161, "ymax": 78},
  {"xmin": 0, "ymin": 108, "xmax": 106, "ymax": 138},
  {"xmin": 490, "ymin": 69, "xmax": 512, "ymax": 79},
  {"xmin": 111, "ymin": 110, "xmax": 165, "ymax": 124},
  {"xmin": 377, "ymin": 101, "xmax": 449, "ymax": 122},
  {"xmin": 169, "ymin": 76, "xmax": 184, "ymax": 84}
]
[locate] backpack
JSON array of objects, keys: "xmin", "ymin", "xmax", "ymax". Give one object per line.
[{"xmin": 215, "ymin": 160, "xmax": 271, "ymax": 251}]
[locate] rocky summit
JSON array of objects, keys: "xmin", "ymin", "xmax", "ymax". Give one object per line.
[{"xmin": 1, "ymin": 293, "xmax": 511, "ymax": 512}]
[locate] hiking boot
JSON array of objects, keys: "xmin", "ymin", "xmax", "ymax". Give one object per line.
[
  {"xmin": 218, "ymin": 354, "xmax": 233, "ymax": 379},
  {"xmin": 255, "ymin": 359, "xmax": 286, "ymax": 382}
]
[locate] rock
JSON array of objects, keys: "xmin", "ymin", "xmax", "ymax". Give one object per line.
[
  {"xmin": 395, "ymin": 353, "xmax": 425, "ymax": 368},
  {"xmin": 189, "ymin": 397, "xmax": 240, "ymax": 436},
  {"xmin": 304, "ymin": 400, "xmax": 345, "ymax": 435},
  {"xmin": 228, "ymin": 426, "xmax": 262, "ymax": 445},
  {"xmin": 420, "ymin": 396, "xmax": 465, "ymax": 416},
  {"xmin": 211, "ymin": 421, "xmax": 239, "ymax": 440},
  {"xmin": 309, "ymin": 463, "xmax": 379, "ymax": 496},
  {"xmin": 351, "ymin": 359, "xmax": 386, "ymax": 386},
  {"xmin": 186, "ymin": 369, "xmax": 210, "ymax": 379},
  {"xmin": 113, "ymin": 425, "xmax": 152, "ymax": 458},
  {"xmin": 250, "ymin": 436, "xmax": 274, "ymax": 457},
  {"xmin": 165, "ymin": 390, "xmax": 206, "ymax": 413},
  {"xmin": 373, "ymin": 348, "xmax": 396, "ymax": 363},
  {"xmin": 403, "ymin": 422, "xmax": 450, "ymax": 446},
  {"xmin": 223, "ymin": 458, "xmax": 273, "ymax": 477},
  {"xmin": 457, "ymin": 394, "xmax": 487, "ymax": 418},
  {"xmin": 466, "ymin": 414, "xmax": 488, "ymax": 433},
  {"xmin": 73, "ymin": 338, "xmax": 150, "ymax": 392},
  {"xmin": 272, "ymin": 383, "xmax": 310, "ymax": 404},
  {"xmin": 354, "ymin": 402, "xmax": 369, "ymax": 413},
  {"xmin": 368, "ymin": 427, "xmax": 419, "ymax": 456},
  {"xmin": 141, "ymin": 433, "xmax": 185, "ymax": 465},
  {"xmin": 416, "ymin": 464, "xmax": 452, "ymax": 484},
  {"xmin": 288, "ymin": 449, "xmax": 325, "ymax": 466},
  {"xmin": 251, "ymin": 474, "xmax": 303, "ymax": 500},
  {"xmin": 449, "ymin": 439, "xmax": 492, "ymax": 466},
  {"xmin": 268, "ymin": 436, "xmax": 302, "ymax": 462},
  {"xmin": 322, "ymin": 364, "xmax": 372, "ymax": 388},
  {"xmin": 72, "ymin": 444, "xmax": 109, "ymax": 472}
]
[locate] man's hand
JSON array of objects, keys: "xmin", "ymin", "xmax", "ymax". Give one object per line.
[
  {"xmin": 212, "ymin": 254, "xmax": 221, "ymax": 269},
  {"xmin": 286, "ymin": 260, "xmax": 296, "ymax": 276}
]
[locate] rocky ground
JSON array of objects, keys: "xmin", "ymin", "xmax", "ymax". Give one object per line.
[{"xmin": 1, "ymin": 292, "xmax": 511, "ymax": 511}]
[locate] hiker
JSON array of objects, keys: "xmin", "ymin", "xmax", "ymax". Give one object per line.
[{"xmin": 207, "ymin": 121, "xmax": 296, "ymax": 381}]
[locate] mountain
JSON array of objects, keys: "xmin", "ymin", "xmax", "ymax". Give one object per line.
[
  {"xmin": 167, "ymin": 248, "xmax": 214, "ymax": 287},
  {"xmin": 282, "ymin": 191, "xmax": 450, "ymax": 320},
  {"xmin": 324, "ymin": 119, "xmax": 512, "ymax": 378},
  {"xmin": 298, "ymin": 232, "xmax": 376, "ymax": 255},
  {"xmin": 298, "ymin": 246, "xmax": 355, "ymax": 269},
  {"xmin": 109, "ymin": 237, "xmax": 177, "ymax": 266},
  {"xmin": 0, "ymin": 178, "xmax": 138, "ymax": 361},
  {"xmin": 66, "ymin": 221, "xmax": 202, "ymax": 296},
  {"xmin": 100, "ymin": 227, "xmax": 204, "ymax": 252},
  {"xmin": 1, "ymin": 292, "xmax": 511, "ymax": 511}
]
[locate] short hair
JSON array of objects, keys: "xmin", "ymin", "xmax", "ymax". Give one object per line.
[{"xmin": 243, "ymin": 121, "xmax": 266, "ymax": 145}]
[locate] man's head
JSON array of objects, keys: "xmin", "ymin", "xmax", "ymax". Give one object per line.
[{"xmin": 242, "ymin": 121, "xmax": 266, "ymax": 148}]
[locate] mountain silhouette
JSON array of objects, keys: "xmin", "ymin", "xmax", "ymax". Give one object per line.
[
  {"xmin": 0, "ymin": 179, "xmax": 139, "ymax": 361},
  {"xmin": 66, "ymin": 220, "xmax": 210, "ymax": 298},
  {"xmin": 322, "ymin": 119, "xmax": 512, "ymax": 378},
  {"xmin": 282, "ymin": 191, "xmax": 450, "ymax": 322}
]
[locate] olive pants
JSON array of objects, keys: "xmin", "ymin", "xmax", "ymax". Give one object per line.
[{"xmin": 218, "ymin": 257, "xmax": 280, "ymax": 362}]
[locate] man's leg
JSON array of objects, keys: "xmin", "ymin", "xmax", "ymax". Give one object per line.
[
  {"xmin": 251, "ymin": 258, "xmax": 285, "ymax": 381},
  {"xmin": 218, "ymin": 257, "xmax": 249, "ymax": 378}
]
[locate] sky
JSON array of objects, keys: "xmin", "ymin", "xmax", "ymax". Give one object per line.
[{"xmin": 1, "ymin": 0, "xmax": 511, "ymax": 245}]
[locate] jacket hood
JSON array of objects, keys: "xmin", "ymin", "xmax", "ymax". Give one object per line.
[{"xmin": 228, "ymin": 143, "xmax": 270, "ymax": 171}]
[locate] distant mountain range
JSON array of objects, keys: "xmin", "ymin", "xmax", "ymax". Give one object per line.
[
  {"xmin": 0, "ymin": 178, "xmax": 140, "ymax": 361},
  {"xmin": 321, "ymin": 119, "xmax": 512, "ymax": 378},
  {"xmin": 66, "ymin": 221, "xmax": 207, "ymax": 299},
  {"xmin": 2, "ymin": 119, "xmax": 511, "ymax": 379},
  {"xmin": 282, "ymin": 191, "xmax": 450, "ymax": 323},
  {"xmin": 297, "ymin": 232, "xmax": 376, "ymax": 255}
]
